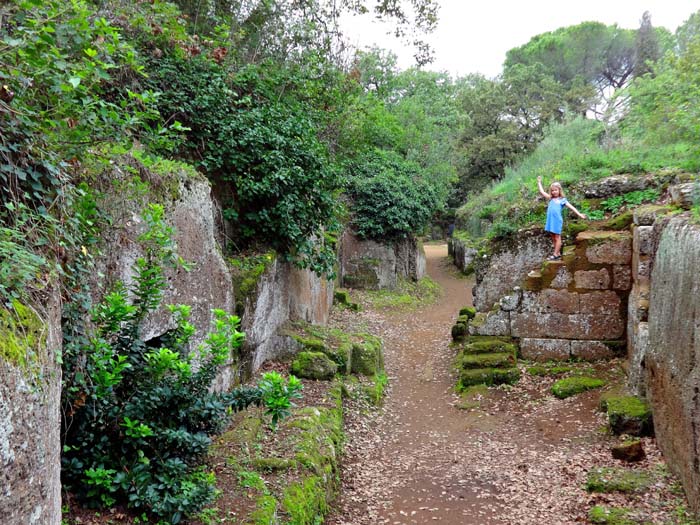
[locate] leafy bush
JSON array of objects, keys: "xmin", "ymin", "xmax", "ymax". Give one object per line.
[
  {"xmin": 146, "ymin": 57, "xmax": 341, "ymax": 275},
  {"xmin": 61, "ymin": 205, "xmax": 300, "ymax": 522},
  {"xmin": 346, "ymin": 149, "xmax": 440, "ymax": 240}
]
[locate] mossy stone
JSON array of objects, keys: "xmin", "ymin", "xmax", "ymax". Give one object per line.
[
  {"xmin": 565, "ymin": 220, "xmax": 589, "ymax": 237},
  {"xmin": 350, "ymin": 338, "xmax": 383, "ymax": 376},
  {"xmin": 459, "ymin": 306, "xmax": 476, "ymax": 319},
  {"xmin": 334, "ymin": 290, "xmax": 350, "ymax": 305},
  {"xmin": 459, "ymin": 367, "xmax": 520, "ymax": 389},
  {"xmin": 551, "ymin": 376, "xmax": 605, "ymax": 399},
  {"xmin": 605, "ymin": 396, "xmax": 653, "ymax": 436},
  {"xmin": 603, "ymin": 211, "xmax": 633, "ymax": 231},
  {"xmin": 586, "ymin": 467, "xmax": 652, "ymax": 493},
  {"xmin": 451, "ymin": 322, "xmax": 468, "ymax": 341},
  {"xmin": 462, "ymin": 339, "xmax": 517, "ymax": 355},
  {"xmin": 588, "ymin": 506, "xmax": 636, "ymax": 525},
  {"xmin": 290, "ymin": 351, "xmax": 338, "ymax": 380},
  {"xmin": 461, "ymin": 352, "xmax": 516, "ymax": 370}
]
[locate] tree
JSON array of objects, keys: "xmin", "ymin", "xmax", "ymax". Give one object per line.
[
  {"xmin": 634, "ymin": 11, "xmax": 660, "ymax": 77},
  {"xmin": 504, "ymin": 22, "xmax": 636, "ymax": 117}
]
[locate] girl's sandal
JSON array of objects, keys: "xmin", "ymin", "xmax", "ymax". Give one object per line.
[{"xmin": 547, "ymin": 254, "xmax": 562, "ymax": 261}]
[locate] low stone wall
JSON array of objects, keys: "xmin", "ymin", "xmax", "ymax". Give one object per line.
[
  {"xmin": 645, "ymin": 217, "xmax": 700, "ymax": 514},
  {"xmin": 469, "ymin": 230, "xmax": 632, "ymax": 361},
  {"xmin": 338, "ymin": 230, "xmax": 425, "ymax": 290},
  {"xmin": 470, "ymin": 228, "xmax": 551, "ymax": 312},
  {"xmin": 242, "ymin": 259, "xmax": 334, "ymax": 372},
  {"xmin": 0, "ymin": 290, "xmax": 62, "ymax": 525}
]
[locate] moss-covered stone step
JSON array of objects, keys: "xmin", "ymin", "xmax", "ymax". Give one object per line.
[
  {"xmin": 458, "ymin": 367, "xmax": 520, "ymax": 389},
  {"xmin": 461, "ymin": 337, "xmax": 517, "ymax": 355},
  {"xmin": 551, "ymin": 376, "xmax": 605, "ymax": 399},
  {"xmin": 461, "ymin": 352, "xmax": 516, "ymax": 370},
  {"xmin": 601, "ymin": 395, "xmax": 653, "ymax": 437}
]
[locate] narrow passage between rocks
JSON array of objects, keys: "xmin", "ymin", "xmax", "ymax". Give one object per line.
[{"xmin": 327, "ymin": 244, "xmax": 669, "ymax": 525}]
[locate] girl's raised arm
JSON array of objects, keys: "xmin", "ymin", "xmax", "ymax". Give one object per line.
[
  {"xmin": 536, "ymin": 176, "xmax": 550, "ymax": 199},
  {"xmin": 565, "ymin": 201, "xmax": 587, "ymax": 220}
]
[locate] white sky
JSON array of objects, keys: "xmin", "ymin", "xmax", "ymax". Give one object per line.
[{"xmin": 341, "ymin": 0, "xmax": 699, "ymax": 78}]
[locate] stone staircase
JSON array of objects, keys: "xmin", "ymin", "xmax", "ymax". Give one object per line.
[{"xmin": 467, "ymin": 229, "xmax": 633, "ymax": 361}]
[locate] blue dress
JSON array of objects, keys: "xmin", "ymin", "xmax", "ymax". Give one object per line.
[{"xmin": 545, "ymin": 197, "xmax": 568, "ymax": 234}]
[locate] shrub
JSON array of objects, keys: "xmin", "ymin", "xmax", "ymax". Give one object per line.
[
  {"xmin": 346, "ymin": 149, "xmax": 440, "ymax": 240},
  {"xmin": 61, "ymin": 205, "xmax": 300, "ymax": 522}
]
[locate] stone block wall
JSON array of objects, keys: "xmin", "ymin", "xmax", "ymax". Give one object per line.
[
  {"xmin": 339, "ymin": 230, "xmax": 425, "ymax": 290},
  {"xmin": 469, "ymin": 230, "xmax": 632, "ymax": 361}
]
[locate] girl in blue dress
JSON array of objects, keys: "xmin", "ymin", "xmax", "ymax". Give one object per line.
[{"xmin": 537, "ymin": 176, "xmax": 587, "ymax": 260}]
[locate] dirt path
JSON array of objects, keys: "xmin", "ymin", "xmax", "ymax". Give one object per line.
[{"xmin": 328, "ymin": 244, "xmax": 680, "ymax": 525}]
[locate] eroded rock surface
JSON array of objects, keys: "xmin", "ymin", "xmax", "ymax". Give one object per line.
[
  {"xmin": 0, "ymin": 290, "xmax": 62, "ymax": 525},
  {"xmin": 646, "ymin": 218, "xmax": 700, "ymax": 513}
]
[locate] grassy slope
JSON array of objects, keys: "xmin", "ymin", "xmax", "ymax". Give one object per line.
[{"xmin": 455, "ymin": 118, "xmax": 699, "ymax": 243}]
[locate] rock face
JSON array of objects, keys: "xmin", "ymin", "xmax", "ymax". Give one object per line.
[
  {"xmin": 95, "ymin": 165, "xmax": 237, "ymax": 390},
  {"xmin": 339, "ymin": 230, "xmax": 425, "ymax": 290},
  {"xmin": 471, "ymin": 228, "xmax": 551, "ymax": 311},
  {"xmin": 469, "ymin": 230, "xmax": 631, "ymax": 359},
  {"xmin": 450, "ymin": 238, "xmax": 479, "ymax": 274},
  {"xmin": 0, "ymin": 290, "xmax": 62, "ymax": 525},
  {"xmin": 646, "ymin": 218, "xmax": 700, "ymax": 513},
  {"xmin": 242, "ymin": 258, "xmax": 334, "ymax": 372}
]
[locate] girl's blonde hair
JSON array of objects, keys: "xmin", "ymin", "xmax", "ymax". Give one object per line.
[{"xmin": 549, "ymin": 182, "xmax": 565, "ymax": 198}]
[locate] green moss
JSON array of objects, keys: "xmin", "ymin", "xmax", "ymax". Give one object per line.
[
  {"xmin": 350, "ymin": 336, "xmax": 383, "ymax": 376},
  {"xmin": 565, "ymin": 220, "xmax": 589, "ymax": 237},
  {"xmin": 248, "ymin": 495, "xmax": 278, "ymax": 525},
  {"xmin": 363, "ymin": 276, "xmax": 442, "ymax": 310},
  {"xmin": 458, "ymin": 367, "xmax": 520, "ymax": 389},
  {"xmin": 0, "ymin": 300, "xmax": 46, "ymax": 369},
  {"xmin": 588, "ymin": 506, "xmax": 636, "ymax": 525},
  {"xmin": 230, "ymin": 252, "xmax": 276, "ymax": 316},
  {"xmin": 455, "ymin": 385, "xmax": 490, "ymax": 410},
  {"xmin": 603, "ymin": 211, "xmax": 633, "ymax": 231},
  {"xmin": 281, "ymin": 476, "xmax": 330, "ymax": 525},
  {"xmin": 551, "ymin": 376, "xmax": 605, "ymax": 399},
  {"xmin": 361, "ymin": 373, "xmax": 388, "ymax": 406},
  {"xmin": 459, "ymin": 306, "xmax": 477, "ymax": 319},
  {"xmin": 334, "ymin": 290, "xmax": 350, "ymax": 305},
  {"xmin": 290, "ymin": 352, "xmax": 338, "ymax": 380},
  {"xmin": 252, "ymin": 457, "xmax": 298, "ymax": 472},
  {"xmin": 605, "ymin": 396, "xmax": 654, "ymax": 436},
  {"xmin": 461, "ymin": 352, "xmax": 516, "ymax": 370},
  {"xmin": 462, "ymin": 339, "xmax": 517, "ymax": 355},
  {"xmin": 451, "ymin": 322, "xmax": 468, "ymax": 341},
  {"xmin": 586, "ymin": 467, "xmax": 652, "ymax": 493}
]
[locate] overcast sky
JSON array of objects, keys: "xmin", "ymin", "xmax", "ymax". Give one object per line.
[{"xmin": 341, "ymin": 0, "xmax": 699, "ymax": 78}]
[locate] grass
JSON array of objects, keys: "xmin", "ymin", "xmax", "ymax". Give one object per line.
[
  {"xmin": 362, "ymin": 276, "xmax": 442, "ymax": 310},
  {"xmin": 454, "ymin": 118, "xmax": 696, "ymax": 244}
]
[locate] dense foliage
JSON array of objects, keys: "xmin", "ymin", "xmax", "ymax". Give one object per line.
[{"xmin": 346, "ymin": 150, "xmax": 439, "ymax": 240}]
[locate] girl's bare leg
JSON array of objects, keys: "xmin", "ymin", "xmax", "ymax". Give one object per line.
[{"xmin": 553, "ymin": 234, "xmax": 562, "ymax": 256}]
